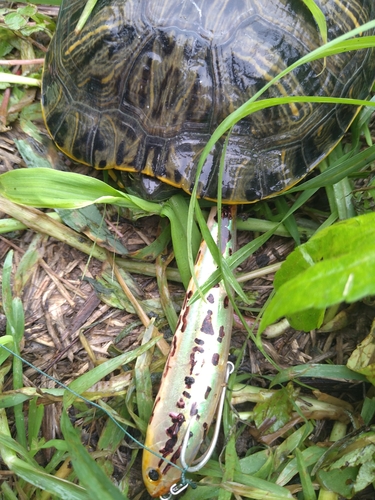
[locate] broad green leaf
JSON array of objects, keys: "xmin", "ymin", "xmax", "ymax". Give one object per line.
[
  {"xmin": 317, "ymin": 467, "xmax": 358, "ymax": 499},
  {"xmin": 4, "ymin": 12, "xmax": 28, "ymax": 30},
  {"xmin": 0, "ymin": 168, "xmax": 162, "ymax": 213},
  {"xmin": 259, "ymin": 213, "xmax": 375, "ymax": 332},
  {"xmin": 41, "ymin": 439, "xmax": 69, "ymax": 452},
  {"xmin": 17, "ymin": 5, "xmax": 38, "ymax": 17}
]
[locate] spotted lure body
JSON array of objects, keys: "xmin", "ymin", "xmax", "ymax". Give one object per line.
[{"xmin": 143, "ymin": 206, "xmax": 236, "ymax": 497}]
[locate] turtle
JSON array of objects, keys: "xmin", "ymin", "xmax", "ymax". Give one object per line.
[{"xmin": 42, "ymin": 0, "xmax": 375, "ymax": 205}]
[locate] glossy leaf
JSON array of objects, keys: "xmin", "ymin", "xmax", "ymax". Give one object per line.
[
  {"xmin": 0, "ymin": 168, "xmax": 163, "ymax": 212},
  {"xmin": 317, "ymin": 467, "xmax": 358, "ymax": 499},
  {"xmin": 259, "ymin": 213, "xmax": 375, "ymax": 332}
]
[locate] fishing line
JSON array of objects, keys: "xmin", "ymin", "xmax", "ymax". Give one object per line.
[{"xmin": 0, "ymin": 343, "xmax": 189, "ymax": 477}]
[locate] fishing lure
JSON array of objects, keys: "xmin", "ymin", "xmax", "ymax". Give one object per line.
[{"xmin": 142, "ymin": 206, "xmax": 236, "ymax": 498}]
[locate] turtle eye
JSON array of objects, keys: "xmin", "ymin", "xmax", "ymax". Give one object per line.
[{"xmin": 147, "ymin": 468, "xmax": 160, "ymax": 482}]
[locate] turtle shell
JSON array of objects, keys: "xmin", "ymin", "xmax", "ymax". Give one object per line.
[{"xmin": 42, "ymin": 0, "xmax": 375, "ymax": 203}]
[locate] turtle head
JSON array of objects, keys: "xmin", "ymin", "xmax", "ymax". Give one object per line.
[{"xmin": 122, "ymin": 172, "xmax": 179, "ymax": 201}]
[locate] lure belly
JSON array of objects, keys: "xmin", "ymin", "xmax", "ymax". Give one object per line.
[{"xmin": 142, "ymin": 206, "xmax": 236, "ymax": 498}]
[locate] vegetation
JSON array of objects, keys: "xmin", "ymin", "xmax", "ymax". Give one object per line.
[{"xmin": 0, "ymin": 2, "xmax": 375, "ymax": 499}]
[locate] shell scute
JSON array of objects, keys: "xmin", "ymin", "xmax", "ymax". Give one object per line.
[{"xmin": 42, "ymin": 0, "xmax": 375, "ymax": 203}]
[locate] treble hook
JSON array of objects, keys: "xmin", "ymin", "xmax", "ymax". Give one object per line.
[{"xmin": 159, "ymin": 361, "xmax": 234, "ymax": 500}]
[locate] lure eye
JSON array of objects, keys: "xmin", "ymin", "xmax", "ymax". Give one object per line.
[{"xmin": 147, "ymin": 468, "xmax": 160, "ymax": 482}]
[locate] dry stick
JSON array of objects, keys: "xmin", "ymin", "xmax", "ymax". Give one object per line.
[
  {"xmin": 0, "ymin": 58, "xmax": 44, "ymax": 65},
  {"xmin": 0, "ymin": 86, "xmax": 11, "ymax": 130},
  {"xmin": 0, "ymin": 199, "xmax": 109, "ymax": 261},
  {"xmin": 107, "ymin": 253, "xmax": 170, "ymax": 357}
]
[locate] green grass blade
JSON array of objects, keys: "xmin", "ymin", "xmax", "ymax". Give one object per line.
[
  {"xmin": 295, "ymin": 448, "xmax": 317, "ymax": 500},
  {"xmin": 134, "ymin": 322, "xmax": 154, "ymax": 432},
  {"xmin": 301, "ymin": 0, "xmax": 327, "ymax": 43},
  {"xmin": 2, "ymin": 252, "xmax": 27, "ymax": 448},
  {"xmin": 270, "ymin": 364, "xmax": 366, "ymax": 387},
  {"xmin": 60, "ymin": 411, "xmax": 127, "ymax": 500}
]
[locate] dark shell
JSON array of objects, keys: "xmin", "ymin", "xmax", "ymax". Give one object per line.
[{"xmin": 42, "ymin": 0, "xmax": 375, "ymax": 203}]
